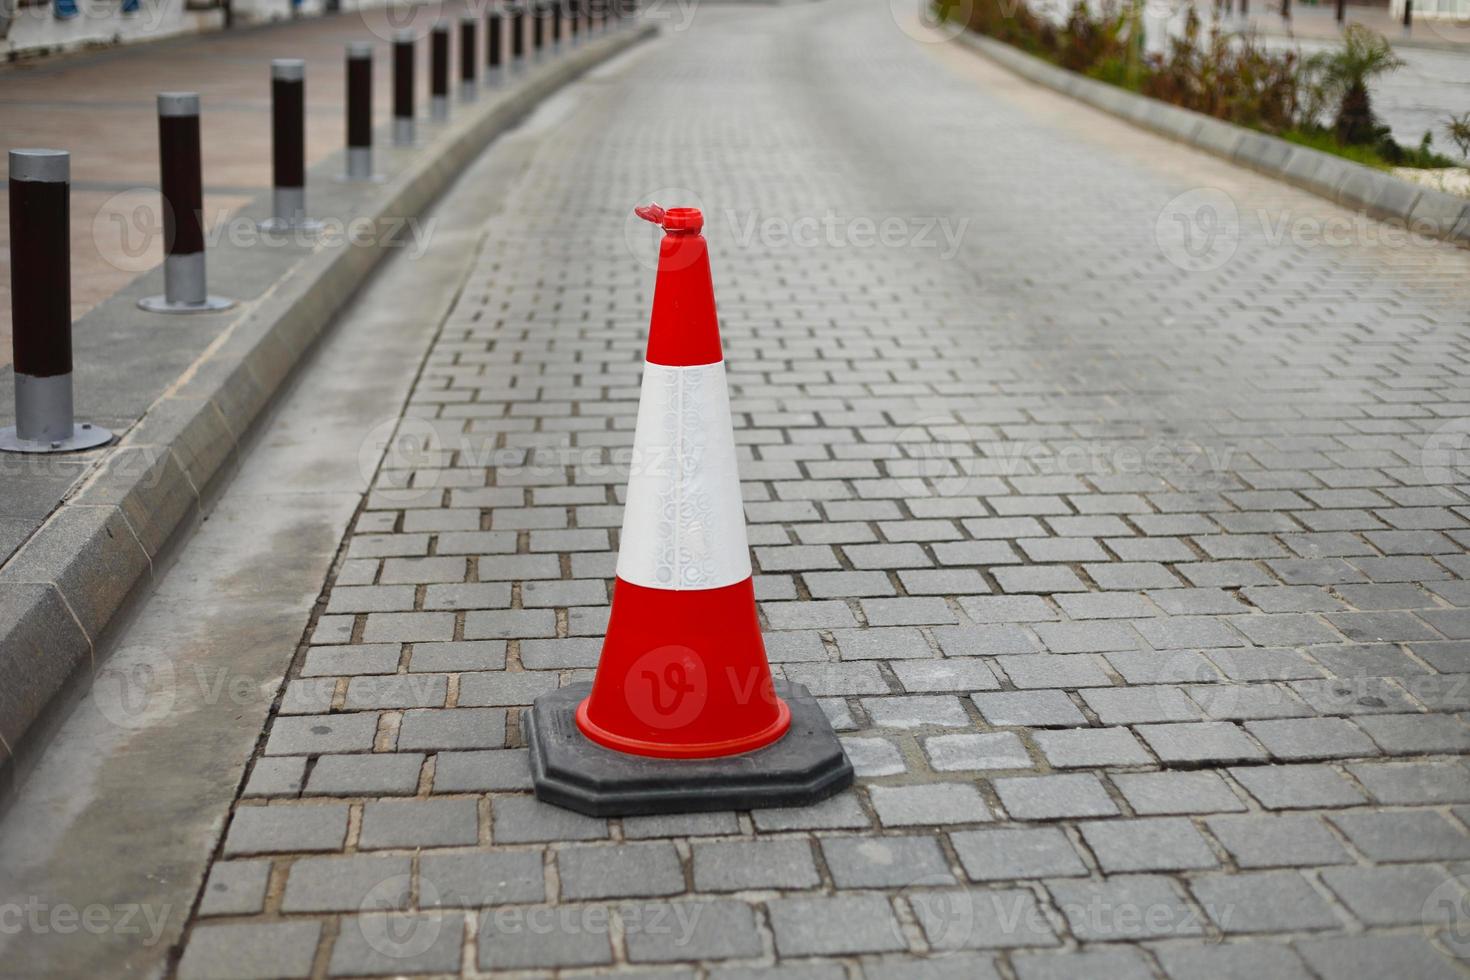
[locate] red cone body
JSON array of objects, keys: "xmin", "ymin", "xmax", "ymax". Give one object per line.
[{"xmin": 576, "ymin": 206, "xmax": 791, "ymax": 759}]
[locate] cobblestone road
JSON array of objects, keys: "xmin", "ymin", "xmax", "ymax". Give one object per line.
[{"xmin": 178, "ymin": 1, "xmax": 1470, "ymax": 977}]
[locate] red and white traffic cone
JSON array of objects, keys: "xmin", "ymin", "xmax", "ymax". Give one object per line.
[{"xmin": 527, "ymin": 204, "xmax": 852, "ymax": 816}]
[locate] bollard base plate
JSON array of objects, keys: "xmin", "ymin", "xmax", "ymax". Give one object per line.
[
  {"xmin": 138, "ymin": 295, "xmax": 236, "ymax": 314},
  {"xmin": 527, "ymin": 681, "xmax": 854, "ymax": 817},
  {"xmin": 0, "ymin": 423, "xmax": 113, "ymax": 454}
]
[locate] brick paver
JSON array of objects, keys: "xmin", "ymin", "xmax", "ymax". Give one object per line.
[{"xmin": 177, "ymin": 0, "xmax": 1470, "ymax": 976}]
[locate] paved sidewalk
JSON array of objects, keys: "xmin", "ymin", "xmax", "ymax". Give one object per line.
[
  {"xmin": 156, "ymin": 0, "xmax": 1470, "ymax": 977},
  {"xmin": 0, "ymin": 1, "xmax": 476, "ymax": 366}
]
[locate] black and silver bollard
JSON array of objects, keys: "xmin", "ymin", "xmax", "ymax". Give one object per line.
[
  {"xmin": 139, "ymin": 93, "xmax": 234, "ymax": 313},
  {"xmin": 486, "ymin": 8, "xmax": 504, "ymax": 85},
  {"xmin": 431, "ymin": 22, "xmax": 450, "ymax": 120},
  {"xmin": 393, "ymin": 30, "xmax": 416, "ymax": 145},
  {"xmin": 1404, "ymin": 0, "xmax": 1413, "ymax": 32},
  {"xmin": 552, "ymin": 0, "xmax": 563, "ymax": 51},
  {"xmin": 532, "ymin": 1, "xmax": 544, "ymax": 60},
  {"xmin": 262, "ymin": 59, "xmax": 318, "ymax": 232},
  {"xmin": 511, "ymin": 4, "xmax": 525, "ymax": 68},
  {"xmin": 2, "ymin": 150, "xmax": 113, "ymax": 454},
  {"xmin": 344, "ymin": 42, "xmax": 374, "ymax": 180},
  {"xmin": 568, "ymin": 0, "xmax": 579, "ymax": 45},
  {"xmin": 460, "ymin": 14, "xmax": 478, "ymax": 100}
]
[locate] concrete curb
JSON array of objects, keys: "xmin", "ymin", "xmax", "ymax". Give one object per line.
[
  {"xmin": 0, "ymin": 23, "xmax": 658, "ymax": 770},
  {"xmin": 955, "ymin": 30, "xmax": 1470, "ymax": 247}
]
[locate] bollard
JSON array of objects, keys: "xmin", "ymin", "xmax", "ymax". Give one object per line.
[
  {"xmin": 568, "ymin": 0, "xmax": 579, "ymax": 45},
  {"xmin": 393, "ymin": 30, "xmax": 416, "ymax": 145},
  {"xmin": 1, "ymin": 150, "xmax": 113, "ymax": 454},
  {"xmin": 431, "ymin": 22, "xmax": 450, "ymax": 120},
  {"xmin": 139, "ymin": 93, "xmax": 235, "ymax": 313},
  {"xmin": 1335, "ymin": 0, "xmax": 1344, "ymax": 22},
  {"xmin": 344, "ymin": 42, "xmax": 375, "ymax": 180},
  {"xmin": 1280, "ymin": 0, "xmax": 1289, "ymax": 19},
  {"xmin": 511, "ymin": 4, "xmax": 525, "ymax": 67},
  {"xmin": 262, "ymin": 59, "xmax": 318, "ymax": 232},
  {"xmin": 486, "ymin": 8, "xmax": 504, "ymax": 85},
  {"xmin": 1404, "ymin": 0, "xmax": 1413, "ymax": 31},
  {"xmin": 461, "ymin": 14, "xmax": 478, "ymax": 100},
  {"xmin": 532, "ymin": 1, "xmax": 543, "ymax": 60},
  {"xmin": 553, "ymin": 0, "xmax": 562, "ymax": 51}
]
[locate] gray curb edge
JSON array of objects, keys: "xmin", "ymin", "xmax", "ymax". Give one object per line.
[
  {"xmin": 0, "ymin": 24, "xmax": 659, "ymax": 771},
  {"xmin": 956, "ymin": 30, "xmax": 1470, "ymax": 247}
]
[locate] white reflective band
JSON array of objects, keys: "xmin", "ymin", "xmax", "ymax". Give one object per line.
[{"xmin": 616, "ymin": 360, "xmax": 752, "ymax": 591}]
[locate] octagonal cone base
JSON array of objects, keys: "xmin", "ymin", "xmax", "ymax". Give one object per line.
[{"xmin": 528, "ymin": 680, "xmax": 853, "ymax": 817}]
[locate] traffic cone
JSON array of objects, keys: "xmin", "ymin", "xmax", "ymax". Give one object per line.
[{"xmin": 526, "ymin": 204, "xmax": 853, "ymax": 816}]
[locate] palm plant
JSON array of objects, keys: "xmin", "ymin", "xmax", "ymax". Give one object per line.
[
  {"xmin": 1445, "ymin": 112, "xmax": 1470, "ymax": 162},
  {"xmin": 1318, "ymin": 25, "xmax": 1403, "ymax": 145}
]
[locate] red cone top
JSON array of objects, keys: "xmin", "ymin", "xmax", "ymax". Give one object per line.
[{"xmin": 636, "ymin": 204, "xmax": 723, "ymax": 367}]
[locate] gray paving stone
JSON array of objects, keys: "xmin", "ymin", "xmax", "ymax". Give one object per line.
[
  {"xmin": 198, "ymin": 860, "xmax": 272, "ymax": 917},
  {"xmin": 478, "ymin": 905, "xmax": 612, "ymax": 970},
  {"xmin": 910, "ymin": 886, "xmax": 1059, "ymax": 950},
  {"xmin": 1192, "ymin": 870, "xmax": 1342, "ymax": 933},
  {"xmin": 1243, "ymin": 718, "xmax": 1379, "ymax": 760},
  {"xmin": 1078, "ymin": 817, "xmax": 1218, "ymax": 872},
  {"xmin": 972, "ymin": 690, "xmax": 1088, "ymax": 727},
  {"xmin": 891, "ymin": 658, "xmax": 999, "ymax": 693},
  {"xmin": 1329, "ymin": 809, "xmax": 1470, "ymax": 862},
  {"xmin": 862, "ymin": 695, "xmax": 970, "ymax": 729},
  {"xmin": 821, "ymin": 834, "xmax": 954, "ymax": 888},
  {"xmin": 949, "ymin": 827, "xmax": 1087, "ymax": 881},
  {"xmin": 1110, "ymin": 771, "xmax": 1246, "ymax": 815},
  {"xmin": 1047, "ymin": 875, "xmax": 1203, "ymax": 940},
  {"xmin": 1295, "ymin": 934, "xmax": 1463, "ymax": 980},
  {"xmin": 327, "ymin": 914, "xmax": 463, "ymax": 976},
  {"xmin": 177, "ymin": 922, "xmax": 322, "ymax": 980},
  {"xmin": 223, "ymin": 804, "xmax": 350, "ymax": 856},
  {"xmin": 306, "ymin": 753, "xmax": 425, "ymax": 797},
  {"xmin": 1135, "ymin": 722, "xmax": 1267, "ymax": 764},
  {"xmin": 692, "ymin": 839, "xmax": 820, "ymax": 891},
  {"xmin": 560, "ymin": 841, "xmax": 685, "ymax": 899},
  {"xmin": 999, "ymin": 654, "xmax": 1114, "ymax": 688},
  {"xmin": 492, "ymin": 795, "xmax": 607, "ymax": 843},
  {"xmin": 753, "ymin": 791, "xmax": 871, "ymax": 831},
  {"xmin": 1012, "ymin": 948, "xmax": 1155, "ymax": 980},
  {"xmin": 1033, "ymin": 727, "xmax": 1151, "ymax": 768},
  {"xmin": 396, "ymin": 707, "xmax": 506, "ymax": 751},
  {"xmin": 869, "ymin": 782, "xmax": 991, "ymax": 826},
  {"xmin": 1349, "ymin": 760, "xmax": 1470, "ymax": 804},
  {"xmin": 924, "ymin": 731, "xmax": 1032, "ymax": 772},
  {"xmin": 993, "ymin": 774, "xmax": 1119, "ymax": 819},
  {"xmin": 768, "ymin": 894, "xmax": 907, "ymax": 956},
  {"xmin": 280, "ymin": 854, "xmax": 412, "ymax": 912},
  {"xmin": 1318, "ymin": 864, "xmax": 1463, "ymax": 926},
  {"xmin": 432, "ymin": 749, "xmax": 533, "ymax": 792},
  {"xmin": 1154, "ymin": 941, "xmax": 1314, "ymax": 980},
  {"xmin": 623, "ymin": 899, "xmax": 763, "ymax": 963},
  {"xmin": 1228, "ymin": 764, "xmax": 1368, "ymax": 809},
  {"xmin": 358, "ymin": 797, "xmax": 480, "ymax": 849},
  {"xmin": 1206, "ymin": 812, "xmax": 1353, "ymax": 867},
  {"xmin": 265, "ymin": 713, "xmax": 380, "ymax": 755},
  {"xmin": 242, "ymin": 756, "xmax": 306, "ymax": 798},
  {"xmin": 418, "ymin": 850, "xmax": 545, "ymax": 906},
  {"xmin": 860, "ymin": 954, "xmax": 1003, "ymax": 980},
  {"xmin": 623, "ymin": 810, "xmax": 742, "ymax": 839}
]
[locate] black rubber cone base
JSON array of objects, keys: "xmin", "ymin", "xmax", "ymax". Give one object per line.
[{"xmin": 527, "ymin": 681, "xmax": 854, "ymax": 817}]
